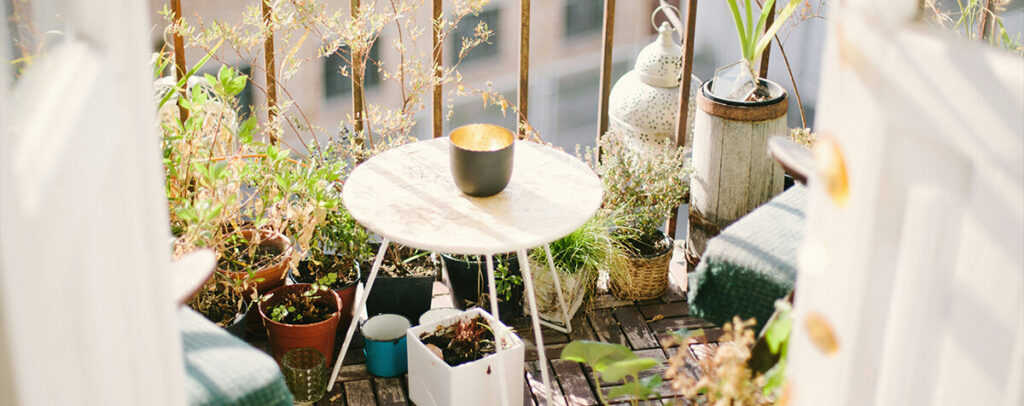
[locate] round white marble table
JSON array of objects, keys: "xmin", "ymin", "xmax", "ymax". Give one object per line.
[{"xmin": 327, "ymin": 138, "xmax": 602, "ymax": 404}]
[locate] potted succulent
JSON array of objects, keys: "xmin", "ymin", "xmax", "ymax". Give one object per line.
[
  {"xmin": 440, "ymin": 253, "xmax": 523, "ymax": 323},
  {"xmin": 259, "ymin": 283, "xmax": 342, "ymax": 364},
  {"xmin": 526, "ymin": 216, "xmax": 626, "ymax": 327},
  {"xmin": 407, "ymin": 308, "xmax": 524, "ymax": 405},
  {"xmin": 361, "ymin": 244, "xmax": 440, "ymax": 324},
  {"xmin": 187, "ymin": 272, "xmax": 258, "ymax": 339},
  {"xmin": 688, "ymin": 0, "xmax": 803, "ymax": 264},
  {"xmin": 584, "ymin": 136, "xmax": 689, "ymax": 300}
]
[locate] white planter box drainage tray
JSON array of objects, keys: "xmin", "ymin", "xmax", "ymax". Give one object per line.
[{"xmin": 407, "ymin": 307, "xmax": 524, "ymax": 406}]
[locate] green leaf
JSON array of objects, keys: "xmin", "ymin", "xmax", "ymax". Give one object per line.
[
  {"xmin": 727, "ymin": 0, "xmax": 750, "ymax": 60},
  {"xmin": 601, "ymin": 357, "xmax": 658, "ymax": 383},
  {"xmin": 239, "ymin": 116, "xmax": 257, "ymax": 144},
  {"xmin": 762, "ymin": 357, "xmax": 786, "ymax": 396},
  {"xmin": 204, "ymin": 73, "xmax": 218, "ymax": 88},
  {"xmin": 753, "ymin": 0, "xmax": 802, "ymax": 62},
  {"xmin": 606, "ymin": 375, "xmax": 661, "ymax": 400},
  {"xmin": 765, "ymin": 300, "xmax": 793, "ymax": 354},
  {"xmin": 226, "ymin": 76, "xmax": 247, "ymax": 96},
  {"xmin": 560, "ymin": 341, "xmax": 636, "ymax": 372},
  {"xmin": 158, "ymin": 38, "xmax": 224, "ymax": 109}
]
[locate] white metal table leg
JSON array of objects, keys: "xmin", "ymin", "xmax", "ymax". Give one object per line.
[
  {"xmin": 326, "ymin": 238, "xmax": 389, "ymax": 392},
  {"xmin": 485, "ymin": 254, "xmax": 511, "ymax": 406},
  {"xmin": 543, "ymin": 244, "xmax": 573, "ymax": 333},
  {"xmin": 518, "ymin": 249, "xmax": 553, "ymax": 404}
]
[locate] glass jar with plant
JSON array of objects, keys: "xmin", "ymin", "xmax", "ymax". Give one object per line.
[
  {"xmin": 581, "ymin": 134, "xmax": 689, "ymax": 300},
  {"xmin": 527, "ymin": 215, "xmax": 627, "ymax": 327},
  {"xmin": 440, "ymin": 252, "xmax": 523, "ymax": 323}
]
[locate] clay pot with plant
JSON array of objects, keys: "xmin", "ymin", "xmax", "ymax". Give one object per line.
[
  {"xmin": 187, "ymin": 272, "xmax": 259, "ymax": 339},
  {"xmin": 440, "ymin": 253, "xmax": 523, "ymax": 323},
  {"xmin": 582, "ymin": 136, "xmax": 689, "ymax": 300},
  {"xmin": 362, "ymin": 244, "xmax": 439, "ymax": 324},
  {"xmin": 259, "ymin": 283, "xmax": 342, "ymax": 364},
  {"xmin": 289, "ymin": 208, "xmax": 370, "ymax": 331}
]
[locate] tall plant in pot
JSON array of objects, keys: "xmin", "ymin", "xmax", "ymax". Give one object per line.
[
  {"xmin": 584, "ymin": 136, "xmax": 689, "ymax": 300},
  {"xmin": 687, "ymin": 0, "xmax": 802, "ymax": 266},
  {"xmin": 527, "ymin": 215, "xmax": 626, "ymax": 327}
]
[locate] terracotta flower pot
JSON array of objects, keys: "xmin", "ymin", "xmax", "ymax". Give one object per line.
[
  {"xmin": 222, "ymin": 229, "xmax": 293, "ymax": 294},
  {"xmin": 259, "ymin": 283, "xmax": 341, "ymax": 364},
  {"xmin": 288, "ymin": 259, "xmax": 360, "ymax": 332}
]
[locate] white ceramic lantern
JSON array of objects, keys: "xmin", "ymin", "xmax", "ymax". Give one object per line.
[{"xmin": 608, "ymin": 21, "xmax": 698, "ymax": 153}]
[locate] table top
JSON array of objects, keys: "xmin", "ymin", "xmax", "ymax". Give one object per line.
[{"xmin": 342, "ymin": 138, "xmax": 603, "ymax": 255}]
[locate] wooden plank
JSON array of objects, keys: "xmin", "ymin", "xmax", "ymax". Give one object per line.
[
  {"xmin": 526, "ymin": 342, "xmax": 567, "ymax": 363},
  {"xmin": 649, "ymin": 316, "xmax": 716, "ymax": 334},
  {"xmin": 344, "ymin": 380, "xmax": 375, "ymax": 406},
  {"xmin": 589, "ymin": 294, "xmax": 633, "ymax": 310},
  {"xmin": 689, "ymin": 342, "xmax": 718, "ymax": 363},
  {"xmin": 319, "ymin": 381, "xmax": 346, "ymax": 405},
  {"xmin": 638, "ymin": 302, "xmax": 689, "ymax": 321},
  {"xmin": 612, "ymin": 307, "xmax": 659, "ymax": 350},
  {"xmin": 526, "ymin": 360, "xmax": 565, "ymax": 406},
  {"xmin": 588, "ymin": 308, "xmax": 627, "ymax": 346},
  {"xmin": 551, "ymin": 359, "xmax": 599, "ymax": 406},
  {"xmin": 569, "ymin": 313, "xmax": 598, "ymax": 342},
  {"xmin": 664, "ymin": 345, "xmax": 702, "ymax": 380},
  {"xmin": 374, "ymin": 377, "xmax": 407, "ymax": 406},
  {"xmin": 717, "ymin": 119, "xmax": 753, "ymax": 222},
  {"xmin": 334, "ymin": 364, "xmax": 372, "ymax": 383},
  {"xmin": 600, "ymin": 349, "xmax": 675, "ymax": 402}
]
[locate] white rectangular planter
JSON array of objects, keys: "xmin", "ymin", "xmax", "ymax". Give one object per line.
[{"xmin": 407, "ymin": 307, "xmax": 524, "ymax": 406}]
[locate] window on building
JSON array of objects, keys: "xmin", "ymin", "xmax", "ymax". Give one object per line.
[
  {"xmin": 564, "ymin": 0, "xmax": 603, "ymax": 37},
  {"xmin": 324, "ymin": 41, "xmax": 381, "ymax": 100},
  {"xmin": 237, "ymin": 65, "xmax": 253, "ymax": 118},
  {"xmin": 449, "ymin": 7, "xmax": 499, "ymax": 64}
]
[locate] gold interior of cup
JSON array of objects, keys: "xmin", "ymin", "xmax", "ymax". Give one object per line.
[{"xmin": 449, "ymin": 123, "xmax": 514, "ymax": 152}]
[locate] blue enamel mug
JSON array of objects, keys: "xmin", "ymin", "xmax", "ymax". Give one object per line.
[{"xmin": 361, "ymin": 314, "xmax": 410, "ymax": 377}]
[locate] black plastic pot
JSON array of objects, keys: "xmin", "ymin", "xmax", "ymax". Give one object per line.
[
  {"xmin": 360, "ymin": 244, "xmax": 439, "ymax": 324},
  {"xmin": 440, "ymin": 253, "xmax": 523, "ymax": 323},
  {"xmin": 224, "ymin": 301, "xmax": 252, "ymax": 340}
]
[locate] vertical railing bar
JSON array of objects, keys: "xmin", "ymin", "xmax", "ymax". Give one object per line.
[
  {"xmin": 170, "ymin": 0, "xmax": 189, "ymax": 122},
  {"xmin": 262, "ymin": 0, "xmax": 279, "ymax": 144},
  {"xmin": 517, "ymin": 0, "xmax": 530, "ymax": 139},
  {"xmin": 978, "ymin": 0, "xmax": 994, "ymax": 41},
  {"xmin": 351, "ymin": 0, "xmax": 365, "ymax": 140},
  {"xmin": 667, "ymin": 0, "xmax": 698, "ymax": 242},
  {"xmin": 596, "ymin": 0, "xmax": 616, "ymax": 144},
  {"xmin": 432, "ymin": 0, "xmax": 442, "ymax": 138},
  {"xmin": 757, "ymin": 0, "xmax": 774, "ymax": 79}
]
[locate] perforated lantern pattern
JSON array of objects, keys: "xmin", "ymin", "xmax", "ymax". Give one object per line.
[{"xmin": 607, "ymin": 22, "xmax": 698, "ymax": 153}]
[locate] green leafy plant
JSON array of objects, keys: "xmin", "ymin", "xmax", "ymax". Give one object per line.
[
  {"xmin": 924, "ymin": 0, "xmax": 1023, "ymax": 54},
  {"xmin": 561, "ymin": 340, "xmax": 661, "ymax": 405},
  {"xmin": 581, "ymin": 135, "xmax": 689, "ymax": 256},
  {"xmin": 419, "ymin": 315, "xmax": 499, "ymax": 367},
  {"xmin": 726, "ymin": 0, "xmax": 804, "ymax": 77},
  {"xmin": 265, "ymin": 285, "xmax": 334, "ymax": 325},
  {"xmin": 493, "ymin": 258, "xmax": 523, "ymax": 303},
  {"xmin": 188, "ymin": 271, "xmax": 259, "ymax": 327}
]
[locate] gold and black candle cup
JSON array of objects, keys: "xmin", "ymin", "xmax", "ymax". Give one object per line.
[{"xmin": 449, "ymin": 124, "xmax": 515, "ymax": 197}]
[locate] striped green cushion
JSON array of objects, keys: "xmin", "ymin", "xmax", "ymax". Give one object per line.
[
  {"xmin": 179, "ymin": 308, "xmax": 292, "ymax": 406},
  {"xmin": 688, "ymin": 185, "xmax": 807, "ymax": 331}
]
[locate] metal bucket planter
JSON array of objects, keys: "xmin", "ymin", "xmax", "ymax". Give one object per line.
[
  {"xmin": 360, "ymin": 314, "xmax": 410, "ymax": 378},
  {"xmin": 686, "ymin": 78, "xmax": 787, "ymax": 266},
  {"xmin": 407, "ymin": 308, "xmax": 524, "ymax": 406}
]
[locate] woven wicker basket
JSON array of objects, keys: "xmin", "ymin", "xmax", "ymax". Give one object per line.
[{"xmin": 610, "ymin": 235, "xmax": 673, "ymax": 301}]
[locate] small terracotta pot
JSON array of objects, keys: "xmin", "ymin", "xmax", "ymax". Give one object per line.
[
  {"xmin": 449, "ymin": 123, "xmax": 515, "ymax": 197},
  {"xmin": 222, "ymin": 229, "xmax": 293, "ymax": 294},
  {"xmin": 259, "ymin": 283, "xmax": 341, "ymax": 364}
]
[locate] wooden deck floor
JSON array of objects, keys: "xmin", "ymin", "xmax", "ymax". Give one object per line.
[{"xmin": 246, "ymin": 247, "xmax": 723, "ymax": 405}]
